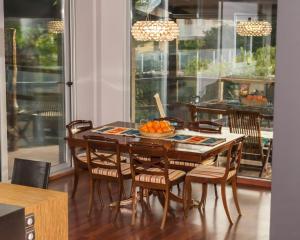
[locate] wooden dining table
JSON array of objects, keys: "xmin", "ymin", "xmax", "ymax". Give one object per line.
[
  {"xmin": 70, "ymin": 121, "xmax": 245, "ymax": 207},
  {"xmin": 71, "ymin": 121, "xmax": 245, "ymax": 164}
]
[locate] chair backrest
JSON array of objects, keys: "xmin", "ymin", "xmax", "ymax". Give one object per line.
[
  {"xmin": 66, "ymin": 137, "xmax": 86, "ymax": 165},
  {"xmin": 154, "ymin": 117, "xmax": 184, "ymax": 130},
  {"xmin": 188, "ymin": 120, "xmax": 222, "ymax": 134},
  {"xmin": 66, "ymin": 120, "xmax": 93, "ymax": 137},
  {"xmin": 84, "ymin": 135, "xmax": 122, "ymax": 177},
  {"xmin": 223, "ymin": 141, "xmax": 243, "ymax": 179},
  {"xmin": 11, "ymin": 158, "xmax": 51, "ymax": 189},
  {"xmin": 189, "ymin": 104, "xmax": 227, "ymax": 122},
  {"xmin": 228, "ymin": 110, "xmax": 263, "ymax": 156},
  {"xmin": 128, "ymin": 142, "xmax": 170, "ymax": 184}
]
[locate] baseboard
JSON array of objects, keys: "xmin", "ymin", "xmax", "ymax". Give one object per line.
[
  {"xmin": 49, "ymin": 168, "xmax": 74, "ymax": 182},
  {"xmin": 237, "ymin": 176, "xmax": 271, "ymax": 189}
]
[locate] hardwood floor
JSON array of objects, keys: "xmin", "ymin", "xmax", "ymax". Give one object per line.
[{"xmin": 49, "ymin": 172, "xmax": 271, "ymax": 240}]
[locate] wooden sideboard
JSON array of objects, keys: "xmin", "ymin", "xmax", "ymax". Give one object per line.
[{"xmin": 0, "ymin": 183, "xmax": 68, "ymax": 240}]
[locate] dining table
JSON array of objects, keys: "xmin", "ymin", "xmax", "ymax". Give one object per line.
[
  {"xmin": 70, "ymin": 121, "xmax": 245, "ymax": 208},
  {"xmin": 71, "ymin": 121, "xmax": 245, "ymax": 163}
]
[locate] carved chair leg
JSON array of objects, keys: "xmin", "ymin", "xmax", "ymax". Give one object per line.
[
  {"xmin": 71, "ymin": 168, "xmax": 79, "ymax": 199},
  {"xmin": 144, "ymin": 189, "xmax": 150, "ymax": 208},
  {"xmin": 114, "ymin": 181, "xmax": 123, "ymax": 222},
  {"xmin": 183, "ymin": 180, "xmax": 191, "ymax": 219},
  {"xmin": 88, "ymin": 178, "xmax": 95, "ymax": 216},
  {"xmin": 107, "ymin": 182, "xmax": 113, "ymax": 203},
  {"xmin": 140, "ymin": 187, "xmax": 145, "ymax": 211},
  {"xmin": 232, "ymin": 177, "xmax": 242, "ymax": 216},
  {"xmin": 177, "ymin": 183, "xmax": 181, "ymax": 195},
  {"xmin": 131, "ymin": 185, "xmax": 137, "ymax": 226},
  {"xmin": 199, "ymin": 183, "xmax": 208, "ymax": 210},
  {"xmin": 160, "ymin": 189, "xmax": 170, "ymax": 230},
  {"xmin": 214, "ymin": 184, "xmax": 218, "ymax": 199},
  {"xmin": 221, "ymin": 182, "xmax": 233, "ymax": 224},
  {"xmin": 97, "ymin": 180, "xmax": 104, "ymax": 207}
]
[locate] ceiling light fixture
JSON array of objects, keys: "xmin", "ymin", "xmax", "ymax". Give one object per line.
[
  {"xmin": 131, "ymin": 0, "xmax": 179, "ymax": 41},
  {"xmin": 237, "ymin": 19, "xmax": 272, "ymax": 37},
  {"xmin": 48, "ymin": 20, "xmax": 64, "ymax": 34}
]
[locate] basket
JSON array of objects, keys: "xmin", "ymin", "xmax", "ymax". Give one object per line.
[{"xmin": 139, "ymin": 127, "xmax": 175, "ymax": 139}]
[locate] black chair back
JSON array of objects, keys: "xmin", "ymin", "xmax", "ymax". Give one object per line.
[{"xmin": 11, "ymin": 158, "xmax": 51, "ymax": 189}]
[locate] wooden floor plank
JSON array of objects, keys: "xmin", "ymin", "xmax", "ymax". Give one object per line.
[{"xmin": 49, "ymin": 172, "xmax": 271, "ymax": 240}]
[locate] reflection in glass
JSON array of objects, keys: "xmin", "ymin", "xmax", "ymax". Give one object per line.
[
  {"xmin": 131, "ymin": 0, "xmax": 277, "ymax": 180},
  {"xmin": 4, "ymin": 0, "xmax": 67, "ymax": 177}
]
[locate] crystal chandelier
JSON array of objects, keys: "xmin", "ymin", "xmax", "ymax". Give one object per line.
[
  {"xmin": 131, "ymin": 0, "xmax": 179, "ymax": 41},
  {"xmin": 236, "ymin": 20, "xmax": 272, "ymax": 37},
  {"xmin": 48, "ymin": 20, "xmax": 64, "ymax": 34},
  {"xmin": 131, "ymin": 20, "xmax": 179, "ymax": 41}
]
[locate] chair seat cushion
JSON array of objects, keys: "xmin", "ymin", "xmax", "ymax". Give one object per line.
[
  {"xmin": 169, "ymin": 159, "xmax": 201, "ymax": 168},
  {"xmin": 76, "ymin": 152, "xmax": 127, "ymax": 165},
  {"xmin": 135, "ymin": 168, "xmax": 185, "ymax": 184},
  {"xmin": 169, "ymin": 157, "xmax": 216, "ymax": 168},
  {"xmin": 187, "ymin": 165, "xmax": 236, "ymax": 180},
  {"xmin": 91, "ymin": 163, "xmax": 131, "ymax": 177}
]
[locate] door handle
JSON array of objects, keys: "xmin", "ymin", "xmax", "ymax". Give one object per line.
[{"xmin": 66, "ymin": 82, "xmax": 73, "ymax": 87}]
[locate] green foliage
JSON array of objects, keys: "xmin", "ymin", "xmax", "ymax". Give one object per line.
[
  {"xmin": 184, "ymin": 59, "xmax": 209, "ymax": 76},
  {"xmin": 35, "ymin": 34, "xmax": 59, "ymax": 66},
  {"xmin": 254, "ymin": 46, "xmax": 276, "ymax": 76},
  {"xmin": 178, "ymin": 39, "xmax": 205, "ymax": 50},
  {"xmin": 236, "ymin": 47, "xmax": 252, "ymax": 63},
  {"xmin": 6, "ymin": 21, "xmax": 59, "ymax": 67}
]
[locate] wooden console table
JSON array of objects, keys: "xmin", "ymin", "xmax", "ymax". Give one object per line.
[{"xmin": 0, "ymin": 183, "xmax": 68, "ymax": 240}]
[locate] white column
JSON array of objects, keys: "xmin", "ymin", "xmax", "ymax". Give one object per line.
[
  {"xmin": 0, "ymin": 0, "xmax": 8, "ymax": 181},
  {"xmin": 270, "ymin": 0, "xmax": 300, "ymax": 239}
]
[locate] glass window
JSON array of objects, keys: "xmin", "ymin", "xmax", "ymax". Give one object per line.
[
  {"xmin": 131, "ymin": 0, "xmax": 277, "ymax": 180},
  {"xmin": 4, "ymin": 0, "xmax": 69, "ymax": 177}
]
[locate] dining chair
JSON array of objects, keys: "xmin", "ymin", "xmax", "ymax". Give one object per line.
[
  {"xmin": 66, "ymin": 120, "xmax": 94, "ymax": 198},
  {"xmin": 170, "ymin": 120, "xmax": 223, "ymax": 198},
  {"xmin": 228, "ymin": 110, "xmax": 272, "ymax": 177},
  {"xmin": 184, "ymin": 141, "xmax": 243, "ymax": 224},
  {"xmin": 128, "ymin": 142, "xmax": 186, "ymax": 230},
  {"xmin": 188, "ymin": 120, "xmax": 222, "ymax": 134},
  {"xmin": 11, "ymin": 158, "xmax": 51, "ymax": 189},
  {"xmin": 85, "ymin": 135, "xmax": 131, "ymax": 219},
  {"xmin": 189, "ymin": 104, "xmax": 227, "ymax": 123}
]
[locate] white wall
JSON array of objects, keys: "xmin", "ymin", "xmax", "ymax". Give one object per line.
[
  {"xmin": 0, "ymin": 0, "xmax": 8, "ymax": 181},
  {"xmin": 73, "ymin": 0, "xmax": 130, "ymax": 126},
  {"xmin": 270, "ymin": 0, "xmax": 300, "ymax": 239}
]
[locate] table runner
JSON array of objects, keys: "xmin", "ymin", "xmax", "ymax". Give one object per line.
[{"xmin": 92, "ymin": 126, "xmax": 226, "ymax": 146}]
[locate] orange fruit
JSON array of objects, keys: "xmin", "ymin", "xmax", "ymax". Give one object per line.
[
  {"xmin": 146, "ymin": 121, "xmax": 153, "ymax": 128},
  {"xmin": 148, "ymin": 127, "xmax": 155, "ymax": 133},
  {"xmin": 162, "ymin": 127, "xmax": 169, "ymax": 133},
  {"xmin": 160, "ymin": 121, "xmax": 167, "ymax": 128},
  {"xmin": 153, "ymin": 121, "xmax": 160, "ymax": 130},
  {"xmin": 157, "ymin": 128, "xmax": 163, "ymax": 134},
  {"xmin": 140, "ymin": 125, "xmax": 148, "ymax": 132}
]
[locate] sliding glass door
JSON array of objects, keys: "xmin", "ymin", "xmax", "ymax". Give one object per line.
[{"xmin": 2, "ymin": 0, "xmax": 70, "ymax": 178}]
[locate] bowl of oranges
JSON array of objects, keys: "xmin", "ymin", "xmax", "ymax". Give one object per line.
[{"xmin": 139, "ymin": 120, "xmax": 175, "ymax": 138}]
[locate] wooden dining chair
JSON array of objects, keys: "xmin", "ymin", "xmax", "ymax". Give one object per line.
[
  {"xmin": 66, "ymin": 120, "xmax": 93, "ymax": 198},
  {"xmin": 228, "ymin": 110, "xmax": 272, "ymax": 177},
  {"xmin": 184, "ymin": 141, "xmax": 243, "ymax": 224},
  {"xmin": 188, "ymin": 121, "xmax": 222, "ymax": 134},
  {"xmin": 169, "ymin": 120, "xmax": 223, "ymax": 197},
  {"xmin": 128, "ymin": 142, "xmax": 186, "ymax": 230},
  {"xmin": 189, "ymin": 104, "xmax": 227, "ymax": 123},
  {"xmin": 85, "ymin": 135, "xmax": 131, "ymax": 219}
]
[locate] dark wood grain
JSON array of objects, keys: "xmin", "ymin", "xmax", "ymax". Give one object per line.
[
  {"xmin": 70, "ymin": 121, "xmax": 244, "ymax": 162},
  {"xmin": 49, "ymin": 172, "xmax": 271, "ymax": 240}
]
